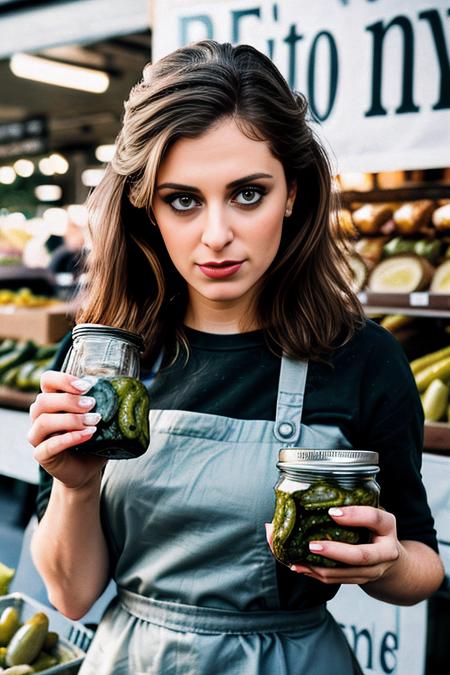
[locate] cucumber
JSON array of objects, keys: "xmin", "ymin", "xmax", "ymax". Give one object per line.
[
  {"xmin": 34, "ymin": 344, "xmax": 58, "ymax": 361},
  {"xmin": 89, "ymin": 379, "xmax": 118, "ymax": 423},
  {"xmin": 0, "ymin": 342, "xmax": 36, "ymax": 380},
  {"xmin": 1, "ymin": 365, "xmax": 21, "ymax": 388},
  {"xmin": 0, "ymin": 607, "xmax": 20, "ymax": 646},
  {"xmin": 29, "ymin": 650, "xmax": 58, "ymax": 671},
  {"xmin": 422, "ymin": 379, "xmax": 448, "ymax": 421},
  {"xmin": 415, "ymin": 356, "xmax": 450, "ymax": 392},
  {"xmin": 410, "ymin": 345, "xmax": 450, "ymax": 376},
  {"xmin": 6, "ymin": 612, "xmax": 49, "ymax": 666},
  {"xmin": 15, "ymin": 362, "xmax": 39, "ymax": 391},
  {"xmin": 0, "ymin": 339, "xmax": 16, "ymax": 357},
  {"xmin": 28, "ymin": 359, "xmax": 52, "ymax": 391}
]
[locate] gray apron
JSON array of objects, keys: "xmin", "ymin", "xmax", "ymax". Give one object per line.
[{"xmin": 80, "ymin": 356, "xmax": 357, "ymax": 674}]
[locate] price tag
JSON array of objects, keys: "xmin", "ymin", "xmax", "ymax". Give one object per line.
[{"xmin": 410, "ymin": 292, "xmax": 429, "ymax": 307}]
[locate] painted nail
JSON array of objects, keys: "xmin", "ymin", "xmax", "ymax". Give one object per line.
[
  {"xmin": 79, "ymin": 396, "xmax": 96, "ymax": 408},
  {"xmin": 309, "ymin": 543, "xmax": 323, "ymax": 552},
  {"xmin": 83, "ymin": 412, "xmax": 102, "ymax": 425},
  {"xmin": 80, "ymin": 426, "xmax": 96, "ymax": 436},
  {"xmin": 72, "ymin": 379, "xmax": 92, "ymax": 392},
  {"xmin": 329, "ymin": 507, "xmax": 344, "ymax": 517}
]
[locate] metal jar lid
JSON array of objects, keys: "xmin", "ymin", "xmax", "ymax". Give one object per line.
[
  {"xmin": 278, "ymin": 448, "xmax": 379, "ymax": 473},
  {"xmin": 72, "ymin": 323, "xmax": 144, "ymax": 351}
]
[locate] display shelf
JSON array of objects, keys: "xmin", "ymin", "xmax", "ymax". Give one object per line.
[
  {"xmin": 359, "ymin": 291, "xmax": 450, "ymax": 318},
  {"xmin": 0, "ymin": 386, "xmax": 36, "ymax": 411},
  {"xmin": 341, "ymin": 183, "xmax": 450, "ymax": 204},
  {"xmin": 424, "ymin": 422, "xmax": 450, "ymax": 453}
]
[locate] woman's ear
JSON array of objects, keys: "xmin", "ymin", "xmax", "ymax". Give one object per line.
[{"xmin": 285, "ymin": 181, "xmax": 298, "ymax": 217}]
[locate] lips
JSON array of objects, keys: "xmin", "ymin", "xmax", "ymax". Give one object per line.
[{"xmin": 197, "ymin": 260, "xmax": 244, "ymax": 279}]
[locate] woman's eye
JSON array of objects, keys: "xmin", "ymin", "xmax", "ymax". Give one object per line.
[
  {"xmin": 168, "ymin": 195, "xmax": 198, "ymax": 211},
  {"xmin": 234, "ymin": 187, "xmax": 265, "ymax": 206}
]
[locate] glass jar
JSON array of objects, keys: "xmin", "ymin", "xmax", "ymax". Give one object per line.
[
  {"xmin": 62, "ymin": 323, "xmax": 150, "ymax": 460},
  {"xmin": 272, "ymin": 448, "xmax": 380, "ymax": 568}
]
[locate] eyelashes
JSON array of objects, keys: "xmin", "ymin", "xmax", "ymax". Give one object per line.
[{"xmin": 162, "ymin": 185, "xmax": 268, "ymax": 213}]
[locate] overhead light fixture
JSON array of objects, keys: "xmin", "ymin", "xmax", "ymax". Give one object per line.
[
  {"xmin": 82, "ymin": 169, "xmax": 105, "ymax": 187},
  {"xmin": 39, "ymin": 157, "xmax": 55, "ymax": 176},
  {"xmin": 95, "ymin": 144, "xmax": 116, "ymax": 163},
  {"xmin": 14, "ymin": 159, "xmax": 35, "ymax": 177},
  {"xmin": 49, "ymin": 153, "xmax": 69, "ymax": 175},
  {"xmin": 35, "ymin": 185, "xmax": 62, "ymax": 202},
  {"xmin": 10, "ymin": 53, "xmax": 110, "ymax": 94},
  {"xmin": 0, "ymin": 167, "xmax": 16, "ymax": 184}
]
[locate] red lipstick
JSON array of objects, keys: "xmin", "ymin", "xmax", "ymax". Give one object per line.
[{"xmin": 198, "ymin": 260, "xmax": 244, "ymax": 279}]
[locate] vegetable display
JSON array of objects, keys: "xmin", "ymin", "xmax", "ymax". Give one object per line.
[
  {"xmin": 0, "ymin": 340, "xmax": 57, "ymax": 392},
  {"xmin": 0, "ymin": 607, "xmax": 60, "ymax": 672},
  {"xmin": 74, "ymin": 376, "xmax": 150, "ymax": 459},
  {"xmin": 272, "ymin": 480, "xmax": 379, "ymax": 567}
]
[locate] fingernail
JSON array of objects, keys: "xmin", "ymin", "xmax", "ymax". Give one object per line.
[
  {"xmin": 309, "ymin": 543, "xmax": 323, "ymax": 552},
  {"xmin": 80, "ymin": 426, "xmax": 96, "ymax": 436},
  {"xmin": 329, "ymin": 507, "xmax": 343, "ymax": 516},
  {"xmin": 79, "ymin": 396, "xmax": 96, "ymax": 408},
  {"xmin": 83, "ymin": 412, "xmax": 102, "ymax": 425},
  {"xmin": 72, "ymin": 379, "xmax": 92, "ymax": 392}
]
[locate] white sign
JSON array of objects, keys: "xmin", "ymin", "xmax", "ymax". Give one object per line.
[
  {"xmin": 328, "ymin": 586, "xmax": 427, "ymax": 675},
  {"xmin": 153, "ymin": 0, "xmax": 450, "ymax": 174}
]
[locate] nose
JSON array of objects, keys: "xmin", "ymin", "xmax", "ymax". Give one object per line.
[{"xmin": 200, "ymin": 206, "xmax": 233, "ymax": 251}]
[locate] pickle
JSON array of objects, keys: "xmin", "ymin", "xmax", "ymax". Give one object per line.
[
  {"xmin": 298, "ymin": 481, "xmax": 346, "ymax": 510},
  {"xmin": 89, "ymin": 379, "xmax": 118, "ymax": 423},
  {"xmin": 410, "ymin": 345, "xmax": 450, "ymax": 376},
  {"xmin": 414, "ymin": 356, "xmax": 450, "ymax": 392},
  {"xmin": 0, "ymin": 646, "xmax": 7, "ymax": 666},
  {"xmin": 422, "ymin": 379, "xmax": 448, "ymax": 422},
  {"xmin": 0, "ymin": 607, "xmax": 20, "ymax": 646},
  {"xmin": 116, "ymin": 381, "xmax": 141, "ymax": 439},
  {"xmin": 272, "ymin": 492, "xmax": 296, "ymax": 563},
  {"xmin": 42, "ymin": 631, "xmax": 58, "ymax": 651},
  {"xmin": 30, "ymin": 650, "xmax": 59, "ymax": 671},
  {"xmin": 6, "ymin": 612, "xmax": 49, "ymax": 666}
]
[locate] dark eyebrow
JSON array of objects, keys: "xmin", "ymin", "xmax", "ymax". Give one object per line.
[{"xmin": 156, "ymin": 173, "xmax": 274, "ymax": 192}]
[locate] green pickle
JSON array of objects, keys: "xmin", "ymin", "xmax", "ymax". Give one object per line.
[
  {"xmin": 74, "ymin": 376, "xmax": 150, "ymax": 459},
  {"xmin": 272, "ymin": 479, "xmax": 379, "ymax": 567}
]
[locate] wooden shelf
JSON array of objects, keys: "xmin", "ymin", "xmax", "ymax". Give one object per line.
[
  {"xmin": 359, "ymin": 291, "xmax": 450, "ymax": 318},
  {"xmin": 0, "ymin": 387, "xmax": 36, "ymax": 411},
  {"xmin": 342, "ymin": 184, "xmax": 450, "ymax": 204},
  {"xmin": 424, "ymin": 422, "xmax": 450, "ymax": 453}
]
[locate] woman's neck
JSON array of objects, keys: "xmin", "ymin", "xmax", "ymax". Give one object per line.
[{"xmin": 184, "ymin": 293, "xmax": 258, "ymax": 334}]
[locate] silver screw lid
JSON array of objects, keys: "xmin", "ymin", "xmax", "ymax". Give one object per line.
[{"xmin": 278, "ymin": 448, "xmax": 379, "ymax": 467}]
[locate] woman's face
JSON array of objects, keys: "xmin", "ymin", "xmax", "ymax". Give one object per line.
[{"xmin": 152, "ymin": 117, "xmax": 296, "ymax": 330}]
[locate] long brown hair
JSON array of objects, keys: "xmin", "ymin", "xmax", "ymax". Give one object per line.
[{"xmin": 78, "ymin": 40, "xmax": 364, "ymax": 363}]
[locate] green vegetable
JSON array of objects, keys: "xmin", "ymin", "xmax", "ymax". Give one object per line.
[
  {"xmin": 42, "ymin": 631, "xmax": 58, "ymax": 651},
  {"xmin": 272, "ymin": 491, "xmax": 297, "ymax": 563},
  {"xmin": 422, "ymin": 379, "xmax": 449, "ymax": 421},
  {"xmin": 0, "ymin": 562, "xmax": 15, "ymax": 595},
  {"xmin": 0, "ymin": 607, "xmax": 20, "ymax": 646},
  {"xmin": 30, "ymin": 650, "xmax": 58, "ymax": 671},
  {"xmin": 298, "ymin": 481, "xmax": 346, "ymax": 510},
  {"xmin": 0, "ymin": 340, "xmax": 16, "ymax": 357},
  {"xmin": 89, "ymin": 379, "xmax": 118, "ymax": 423},
  {"xmin": 6, "ymin": 612, "xmax": 48, "ymax": 666},
  {"xmin": 0, "ymin": 342, "xmax": 36, "ymax": 381}
]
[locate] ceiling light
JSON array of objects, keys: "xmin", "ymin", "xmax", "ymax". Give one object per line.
[
  {"xmin": 0, "ymin": 167, "xmax": 16, "ymax": 184},
  {"xmin": 81, "ymin": 169, "xmax": 105, "ymax": 187},
  {"xmin": 10, "ymin": 53, "xmax": 110, "ymax": 94},
  {"xmin": 39, "ymin": 158, "xmax": 55, "ymax": 176},
  {"xmin": 49, "ymin": 153, "xmax": 69, "ymax": 174},
  {"xmin": 95, "ymin": 144, "xmax": 116, "ymax": 162},
  {"xmin": 14, "ymin": 159, "xmax": 35, "ymax": 177},
  {"xmin": 35, "ymin": 185, "xmax": 62, "ymax": 202}
]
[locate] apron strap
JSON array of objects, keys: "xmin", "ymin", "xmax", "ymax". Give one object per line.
[{"xmin": 273, "ymin": 355, "xmax": 308, "ymax": 444}]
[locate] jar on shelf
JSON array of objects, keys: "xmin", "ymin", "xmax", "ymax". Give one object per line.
[
  {"xmin": 272, "ymin": 448, "xmax": 380, "ymax": 568},
  {"xmin": 62, "ymin": 323, "xmax": 150, "ymax": 460}
]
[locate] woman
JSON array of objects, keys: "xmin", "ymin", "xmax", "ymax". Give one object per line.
[{"xmin": 28, "ymin": 41, "xmax": 443, "ymax": 674}]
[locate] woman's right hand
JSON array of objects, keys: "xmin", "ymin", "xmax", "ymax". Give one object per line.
[{"xmin": 28, "ymin": 370, "xmax": 107, "ymax": 491}]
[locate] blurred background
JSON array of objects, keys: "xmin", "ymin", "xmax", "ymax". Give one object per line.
[{"xmin": 0, "ymin": 2, "xmax": 449, "ymax": 674}]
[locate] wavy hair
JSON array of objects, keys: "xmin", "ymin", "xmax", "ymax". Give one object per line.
[{"xmin": 77, "ymin": 40, "xmax": 364, "ymax": 363}]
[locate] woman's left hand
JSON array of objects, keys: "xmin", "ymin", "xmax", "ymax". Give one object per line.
[{"xmin": 265, "ymin": 505, "xmax": 401, "ymax": 585}]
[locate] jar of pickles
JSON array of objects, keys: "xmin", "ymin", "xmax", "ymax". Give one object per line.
[
  {"xmin": 272, "ymin": 448, "xmax": 380, "ymax": 567},
  {"xmin": 62, "ymin": 323, "xmax": 150, "ymax": 460}
]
